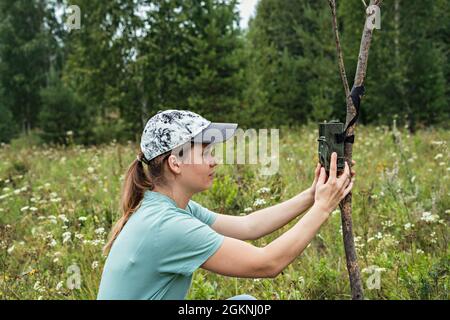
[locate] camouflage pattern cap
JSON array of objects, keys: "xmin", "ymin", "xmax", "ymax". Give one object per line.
[{"xmin": 140, "ymin": 109, "xmax": 238, "ymax": 162}]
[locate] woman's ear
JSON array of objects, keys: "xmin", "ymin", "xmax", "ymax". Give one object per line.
[{"xmin": 167, "ymin": 154, "xmax": 182, "ymax": 174}]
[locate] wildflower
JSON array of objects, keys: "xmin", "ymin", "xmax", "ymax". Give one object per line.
[
  {"xmin": 404, "ymin": 223, "xmax": 414, "ymax": 230},
  {"xmin": 382, "ymin": 220, "xmax": 394, "ymax": 228},
  {"xmin": 253, "ymin": 198, "xmax": 266, "ymax": 207},
  {"xmin": 95, "ymin": 227, "xmax": 105, "ymax": 235},
  {"xmin": 48, "ymin": 238, "xmax": 57, "ymax": 247},
  {"xmin": 87, "ymin": 167, "xmax": 95, "ymax": 174},
  {"xmin": 29, "ymin": 207, "xmax": 38, "ymax": 212},
  {"xmin": 416, "ymin": 249, "xmax": 424, "ymax": 254},
  {"xmin": 92, "ymin": 261, "xmax": 99, "ymax": 269},
  {"xmin": 243, "ymin": 207, "xmax": 252, "ymax": 213},
  {"xmin": 78, "ymin": 216, "xmax": 87, "ymax": 222},
  {"xmin": 75, "ymin": 233, "xmax": 84, "ymax": 240},
  {"xmin": 7, "ymin": 245, "xmax": 15, "ymax": 254},
  {"xmin": 20, "ymin": 206, "xmax": 30, "ymax": 212},
  {"xmin": 439, "ymin": 162, "xmax": 445, "ymax": 166},
  {"xmin": 47, "ymin": 215, "xmax": 57, "ymax": 224},
  {"xmin": 421, "ymin": 211, "xmax": 439, "ymax": 223},
  {"xmin": 375, "ymin": 232, "xmax": 383, "ymax": 240},
  {"xmin": 58, "ymin": 214, "xmax": 69, "ymax": 223},
  {"xmin": 257, "ymin": 187, "xmax": 271, "ymax": 194},
  {"xmin": 33, "ymin": 281, "xmax": 45, "ymax": 293},
  {"xmin": 56, "ymin": 281, "xmax": 64, "ymax": 291},
  {"xmin": 410, "ymin": 176, "xmax": 416, "ymax": 183},
  {"xmin": 66, "ymin": 130, "xmax": 73, "ymax": 136},
  {"xmin": 62, "ymin": 231, "xmax": 71, "ymax": 244},
  {"xmin": 434, "ymin": 153, "xmax": 443, "ymax": 160}
]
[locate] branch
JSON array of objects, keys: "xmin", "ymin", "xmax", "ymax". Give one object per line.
[{"xmin": 327, "ymin": 0, "xmax": 382, "ymax": 300}]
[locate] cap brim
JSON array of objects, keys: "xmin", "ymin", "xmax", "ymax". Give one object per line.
[{"xmin": 191, "ymin": 122, "xmax": 238, "ymax": 144}]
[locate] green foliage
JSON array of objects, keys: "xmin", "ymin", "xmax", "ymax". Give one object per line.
[
  {"xmin": 1, "ymin": 125, "xmax": 448, "ymax": 300},
  {"xmin": 38, "ymin": 70, "xmax": 90, "ymax": 144},
  {"xmin": 0, "ymin": 0, "xmax": 57, "ymax": 134}
]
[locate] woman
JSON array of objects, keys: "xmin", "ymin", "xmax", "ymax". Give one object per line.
[{"xmin": 97, "ymin": 109, "xmax": 355, "ymax": 300}]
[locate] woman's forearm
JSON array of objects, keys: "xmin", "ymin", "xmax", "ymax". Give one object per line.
[
  {"xmin": 261, "ymin": 204, "xmax": 330, "ymax": 277},
  {"xmin": 245, "ymin": 189, "xmax": 315, "ymax": 240}
]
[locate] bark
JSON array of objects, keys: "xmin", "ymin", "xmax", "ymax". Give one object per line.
[{"xmin": 327, "ymin": 0, "xmax": 382, "ymax": 300}]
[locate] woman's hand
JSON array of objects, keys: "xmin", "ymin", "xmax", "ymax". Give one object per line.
[
  {"xmin": 314, "ymin": 152, "xmax": 355, "ymax": 214},
  {"xmin": 307, "ymin": 158, "xmax": 356, "ymax": 199}
]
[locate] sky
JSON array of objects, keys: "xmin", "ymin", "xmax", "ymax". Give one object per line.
[{"xmin": 238, "ymin": 0, "xmax": 259, "ymax": 29}]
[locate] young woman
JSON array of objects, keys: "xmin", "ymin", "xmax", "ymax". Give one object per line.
[{"xmin": 97, "ymin": 109, "xmax": 355, "ymax": 300}]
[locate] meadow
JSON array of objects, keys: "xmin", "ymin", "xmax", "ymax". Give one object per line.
[{"xmin": 0, "ymin": 124, "xmax": 448, "ymax": 300}]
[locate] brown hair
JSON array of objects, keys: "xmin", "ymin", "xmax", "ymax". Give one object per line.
[
  {"xmin": 103, "ymin": 142, "xmax": 199, "ymax": 255},
  {"xmin": 102, "ymin": 149, "xmax": 171, "ymax": 255}
]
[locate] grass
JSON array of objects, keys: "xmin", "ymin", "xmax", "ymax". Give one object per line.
[{"xmin": 0, "ymin": 124, "xmax": 448, "ymax": 300}]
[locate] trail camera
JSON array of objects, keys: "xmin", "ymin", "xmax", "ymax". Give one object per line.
[{"xmin": 318, "ymin": 120, "xmax": 346, "ymax": 172}]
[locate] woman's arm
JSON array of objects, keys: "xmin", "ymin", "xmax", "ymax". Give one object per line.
[
  {"xmin": 210, "ymin": 190, "xmax": 314, "ymax": 241},
  {"xmin": 243, "ymin": 189, "xmax": 315, "ymax": 240},
  {"xmin": 202, "ymin": 154, "xmax": 354, "ymax": 278},
  {"xmin": 202, "ymin": 202, "xmax": 327, "ymax": 278}
]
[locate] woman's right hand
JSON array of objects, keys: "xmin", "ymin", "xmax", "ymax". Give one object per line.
[{"xmin": 314, "ymin": 152, "xmax": 354, "ymax": 214}]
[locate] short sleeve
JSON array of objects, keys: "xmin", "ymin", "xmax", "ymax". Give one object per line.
[
  {"xmin": 187, "ymin": 200, "xmax": 218, "ymax": 226},
  {"xmin": 156, "ymin": 210, "xmax": 225, "ymax": 276}
]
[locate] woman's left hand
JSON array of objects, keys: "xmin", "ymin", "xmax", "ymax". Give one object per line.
[{"xmin": 307, "ymin": 160, "xmax": 356, "ymax": 199}]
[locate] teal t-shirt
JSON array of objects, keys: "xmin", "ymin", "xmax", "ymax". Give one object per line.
[{"xmin": 97, "ymin": 190, "xmax": 224, "ymax": 300}]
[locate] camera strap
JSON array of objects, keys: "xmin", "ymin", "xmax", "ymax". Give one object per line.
[{"xmin": 335, "ymin": 84, "xmax": 365, "ymax": 144}]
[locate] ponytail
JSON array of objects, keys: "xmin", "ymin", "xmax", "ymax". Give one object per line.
[{"xmin": 103, "ymin": 150, "xmax": 169, "ymax": 255}]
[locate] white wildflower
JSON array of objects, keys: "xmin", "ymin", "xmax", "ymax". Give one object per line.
[
  {"xmin": 62, "ymin": 231, "xmax": 71, "ymax": 244},
  {"xmin": 416, "ymin": 249, "xmax": 424, "ymax": 254},
  {"xmin": 58, "ymin": 214, "xmax": 69, "ymax": 223},
  {"xmin": 257, "ymin": 187, "xmax": 271, "ymax": 194},
  {"xmin": 253, "ymin": 198, "xmax": 266, "ymax": 207},
  {"xmin": 7, "ymin": 245, "xmax": 15, "ymax": 254},
  {"xmin": 87, "ymin": 167, "xmax": 95, "ymax": 174},
  {"xmin": 243, "ymin": 207, "xmax": 253, "ymax": 213},
  {"xmin": 78, "ymin": 216, "xmax": 87, "ymax": 222},
  {"xmin": 56, "ymin": 281, "xmax": 64, "ymax": 291},
  {"xmin": 421, "ymin": 211, "xmax": 439, "ymax": 223},
  {"xmin": 75, "ymin": 233, "xmax": 84, "ymax": 240},
  {"xmin": 91, "ymin": 261, "xmax": 99, "ymax": 269},
  {"xmin": 48, "ymin": 238, "xmax": 57, "ymax": 247},
  {"xmin": 20, "ymin": 206, "xmax": 30, "ymax": 212},
  {"xmin": 404, "ymin": 223, "xmax": 414, "ymax": 230},
  {"xmin": 434, "ymin": 153, "xmax": 443, "ymax": 160},
  {"xmin": 95, "ymin": 227, "xmax": 105, "ymax": 235}
]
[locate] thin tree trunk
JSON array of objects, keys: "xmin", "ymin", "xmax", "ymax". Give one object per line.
[{"xmin": 327, "ymin": 0, "xmax": 382, "ymax": 300}]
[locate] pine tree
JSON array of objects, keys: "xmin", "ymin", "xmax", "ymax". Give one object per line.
[{"xmin": 0, "ymin": 0, "xmax": 56, "ymax": 135}]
